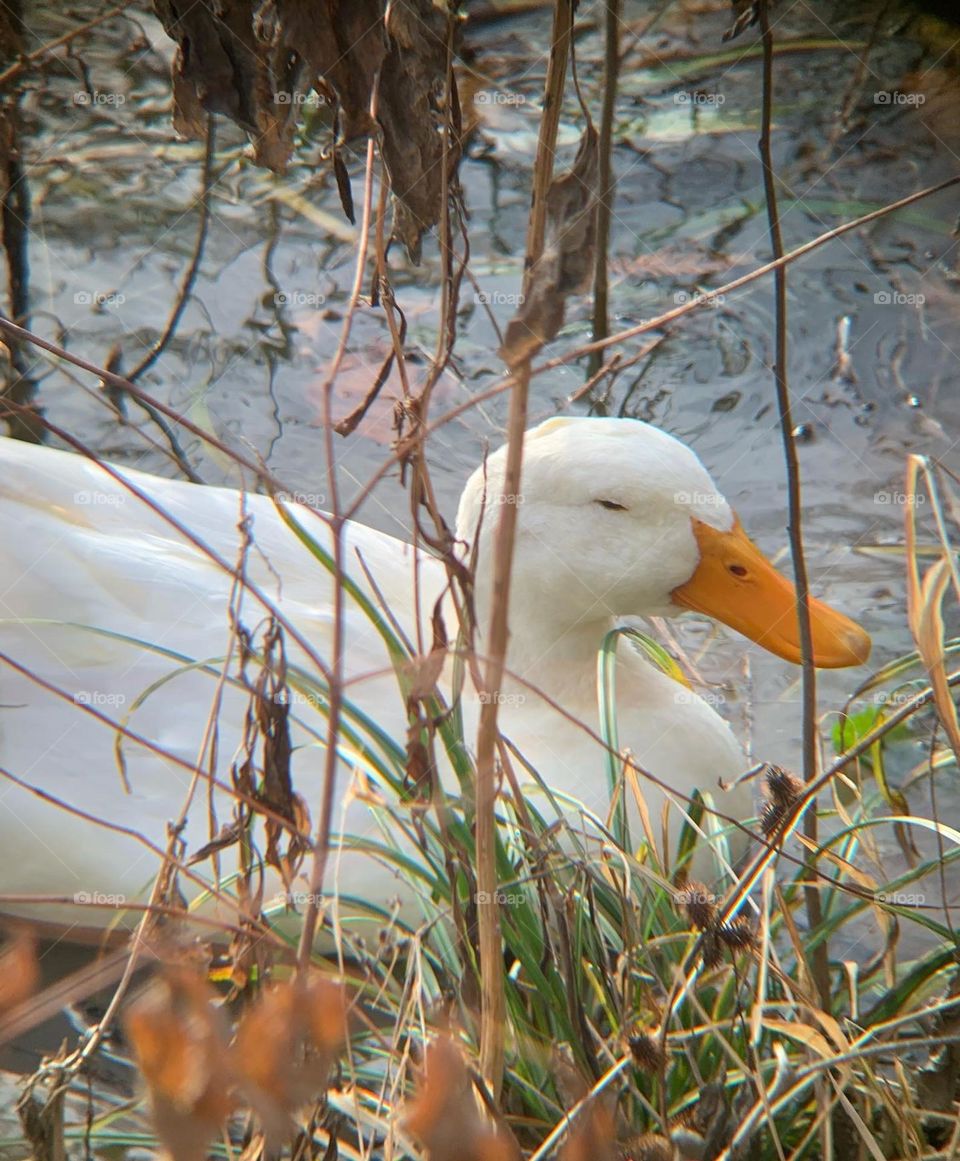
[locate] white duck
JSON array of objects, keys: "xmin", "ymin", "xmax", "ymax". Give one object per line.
[{"xmin": 0, "ymin": 417, "xmax": 869, "ymax": 942}]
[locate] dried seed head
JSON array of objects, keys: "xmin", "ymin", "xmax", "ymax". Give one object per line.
[
  {"xmin": 719, "ymin": 917, "xmax": 755, "ymax": 952},
  {"xmin": 674, "ymin": 881, "xmax": 717, "ymax": 931},
  {"xmin": 760, "ymin": 798, "xmax": 783, "ymax": 837},
  {"xmin": 765, "ymin": 764, "xmax": 803, "ymax": 810},
  {"xmin": 621, "ymin": 1132, "xmax": 675, "ymax": 1161},
  {"xmin": 628, "ymin": 1032, "xmax": 666, "ymax": 1074},
  {"xmin": 762, "ymin": 764, "xmax": 803, "ymax": 836},
  {"xmin": 701, "ymin": 930, "xmax": 724, "ymax": 970}
]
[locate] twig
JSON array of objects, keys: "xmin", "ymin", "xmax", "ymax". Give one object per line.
[
  {"xmin": 0, "ymin": 320, "xmax": 295, "ymax": 494},
  {"xmin": 475, "ymin": 0, "xmax": 576, "ymax": 1099},
  {"xmin": 122, "ymin": 116, "xmax": 219, "ymax": 482},
  {"xmin": 0, "ymin": 2, "xmax": 39, "ymax": 442},
  {"xmin": 295, "ymin": 70, "xmax": 381, "ymax": 971},
  {"xmin": 532, "ymin": 173, "xmax": 960, "ymax": 370},
  {"xmin": 757, "ymin": 0, "xmax": 829, "ymax": 1012},
  {"xmin": 0, "ymin": 4, "xmax": 127, "ymax": 89},
  {"xmin": 587, "ymin": 0, "xmax": 620, "ymax": 379}
]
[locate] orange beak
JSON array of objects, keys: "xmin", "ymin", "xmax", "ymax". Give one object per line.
[{"xmin": 671, "ymin": 518, "xmax": 871, "ymax": 668}]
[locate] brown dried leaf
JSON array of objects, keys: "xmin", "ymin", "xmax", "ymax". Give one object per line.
[
  {"xmin": 0, "ymin": 6, "xmax": 22, "ymax": 59},
  {"xmin": 187, "ymin": 820, "xmax": 243, "ymax": 866},
  {"xmin": 723, "ymin": 1, "xmax": 762, "ymax": 41},
  {"xmin": 917, "ymin": 558, "xmax": 960, "ymax": 758},
  {"xmin": 229, "ymin": 620, "xmax": 311, "ymax": 888},
  {"xmin": 405, "ymin": 735, "xmax": 436, "ymax": 798},
  {"xmin": 404, "ymin": 602, "xmax": 449, "ymax": 704},
  {"xmin": 125, "ymin": 970, "xmax": 234, "ymax": 1161},
  {"xmin": 234, "ymin": 975, "xmax": 346, "ymax": 1144},
  {"xmin": 376, "ymin": 1, "xmax": 461, "ymax": 261},
  {"xmin": 904, "ymin": 457, "xmax": 960, "ymax": 764},
  {"xmin": 153, "ymin": 0, "xmax": 302, "ymax": 171},
  {"xmin": 502, "ymin": 125, "xmax": 599, "ymax": 366},
  {"xmin": 403, "ymin": 1037, "xmax": 519, "ymax": 1161},
  {"xmin": 0, "ymin": 930, "xmax": 38, "ymax": 1014},
  {"xmin": 333, "ymin": 148, "xmax": 355, "ymax": 224},
  {"xmin": 152, "ymin": 0, "xmax": 459, "ymax": 258},
  {"xmin": 558, "ymin": 1095, "xmax": 617, "ymax": 1161}
]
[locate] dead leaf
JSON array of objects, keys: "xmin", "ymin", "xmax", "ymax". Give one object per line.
[
  {"xmin": 404, "ymin": 601, "xmax": 449, "ymax": 704},
  {"xmin": 234, "ymin": 974, "xmax": 346, "ymax": 1144},
  {"xmin": 403, "ymin": 1037, "xmax": 519, "ymax": 1161},
  {"xmin": 0, "ymin": 930, "xmax": 38, "ymax": 1014},
  {"xmin": 152, "ymin": 0, "xmax": 460, "ymax": 259},
  {"xmin": 904, "ymin": 457, "xmax": 960, "ymax": 764},
  {"xmin": 502, "ymin": 125, "xmax": 599, "ymax": 366},
  {"xmin": 558, "ymin": 1095, "xmax": 617, "ymax": 1161},
  {"xmin": 723, "ymin": 1, "xmax": 762, "ymax": 41},
  {"xmin": 125, "ymin": 970, "xmax": 234, "ymax": 1161},
  {"xmin": 762, "ymin": 1018, "xmax": 838, "ymax": 1062}
]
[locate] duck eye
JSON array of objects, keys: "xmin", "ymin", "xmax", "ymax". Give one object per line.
[
  {"xmin": 596, "ymin": 499, "xmax": 628, "ymax": 512},
  {"xmin": 728, "ymin": 563, "xmax": 748, "ymax": 578}
]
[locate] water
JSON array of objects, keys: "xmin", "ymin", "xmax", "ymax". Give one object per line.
[{"xmin": 2, "ymin": 0, "xmax": 959, "ymax": 1080}]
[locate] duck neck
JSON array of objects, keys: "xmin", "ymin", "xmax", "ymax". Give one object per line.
[{"xmin": 473, "ymin": 589, "xmax": 616, "ymax": 699}]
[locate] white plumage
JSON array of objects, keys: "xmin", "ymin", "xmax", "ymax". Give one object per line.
[{"xmin": 0, "ymin": 417, "xmax": 869, "ymax": 941}]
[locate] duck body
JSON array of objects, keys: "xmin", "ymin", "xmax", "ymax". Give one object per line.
[
  {"xmin": 0, "ymin": 418, "xmax": 868, "ymax": 940},
  {"xmin": 0, "ymin": 445, "xmax": 430, "ymax": 936}
]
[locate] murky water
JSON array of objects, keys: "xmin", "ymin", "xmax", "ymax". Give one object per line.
[{"xmin": 3, "ymin": 0, "xmax": 959, "ymax": 1076}]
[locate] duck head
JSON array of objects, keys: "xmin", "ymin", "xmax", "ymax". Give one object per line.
[{"xmin": 456, "ymin": 416, "xmax": 870, "ymax": 668}]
